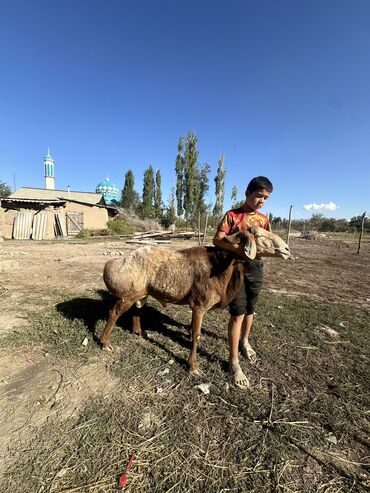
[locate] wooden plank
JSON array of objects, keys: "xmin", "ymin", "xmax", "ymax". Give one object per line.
[
  {"xmin": 125, "ymin": 239, "xmax": 172, "ymax": 245},
  {"xmin": 58, "ymin": 214, "xmax": 67, "ymax": 236}
]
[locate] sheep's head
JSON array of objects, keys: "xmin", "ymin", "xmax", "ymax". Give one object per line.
[{"xmin": 225, "ymin": 227, "xmax": 291, "ymax": 260}]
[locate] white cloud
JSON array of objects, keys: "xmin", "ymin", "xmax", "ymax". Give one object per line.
[{"xmin": 303, "ymin": 201, "xmax": 337, "ymax": 211}]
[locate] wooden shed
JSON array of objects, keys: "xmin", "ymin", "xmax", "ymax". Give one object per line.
[{"xmin": 0, "ymin": 187, "xmax": 117, "ymax": 240}]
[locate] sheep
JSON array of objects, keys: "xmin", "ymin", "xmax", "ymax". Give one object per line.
[{"xmin": 100, "ymin": 227, "xmax": 290, "ymax": 374}]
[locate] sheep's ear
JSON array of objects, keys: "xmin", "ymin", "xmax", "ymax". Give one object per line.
[
  {"xmin": 243, "ymin": 233, "xmax": 256, "ymax": 260},
  {"xmin": 224, "ymin": 231, "xmax": 243, "ymax": 244}
]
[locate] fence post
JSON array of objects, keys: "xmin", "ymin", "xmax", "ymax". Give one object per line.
[
  {"xmin": 286, "ymin": 205, "xmax": 293, "ymax": 246},
  {"xmin": 198, "ymin": 212, "xmax": 201, "ymax": 246},
  {"xmin": 202, "ymin": 213, "xmax": 209, "ymax": 245},
  {"xmin": 357, "ymin": 211, "xmax": 366, "ymax": 254}
]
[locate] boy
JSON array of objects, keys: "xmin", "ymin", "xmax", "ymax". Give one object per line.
[{"xmin": 213, "ymin": 176, "xmax": 273, "ymax": 389}]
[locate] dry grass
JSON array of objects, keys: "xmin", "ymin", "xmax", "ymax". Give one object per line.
[{"xmin": 1, "ymin": 291, "xmax": 369, "ymax": 492}]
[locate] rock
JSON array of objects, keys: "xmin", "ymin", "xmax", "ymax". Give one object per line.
[
  {"xmin": 318, "ymin": 325, "xmax": 339, "ymax": 338},
  {"xmin": 195, "ymin": 383, "xmax": 211, "ymax": 395},
  {"xmin": 326, "ymin": 434, "xmax": 338, "ymax": 445},
  {"xmin": 138, "ymin": 412, "xmax": 160, "ymax": 431}
]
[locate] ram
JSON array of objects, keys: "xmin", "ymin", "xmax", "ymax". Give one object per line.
[{"xmin": 101, "ymin": 227, "xmax": 290, "ymax": 374}]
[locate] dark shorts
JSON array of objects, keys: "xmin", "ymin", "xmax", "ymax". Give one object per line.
[{"xmin": 228, "ymin": 258, "xmax": 264, "ymax": 316}]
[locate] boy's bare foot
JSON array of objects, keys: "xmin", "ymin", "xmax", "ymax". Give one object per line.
[
  {"xmin": 230, "ymin": 362, "xmax": 250, "ymax": 389},
  {"xmin": 240, "ymin": 340, "xmax": 257, "ymax": 364}
]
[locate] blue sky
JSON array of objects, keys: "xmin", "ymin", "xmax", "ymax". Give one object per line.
[{"xmin": 0, "ymin": 0, "xmax": 369, "ymax": 220}]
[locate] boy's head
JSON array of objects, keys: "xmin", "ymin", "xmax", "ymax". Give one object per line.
[{"xmin": 245, "ymin": 176, "xmax": 273, "ymax": 211}]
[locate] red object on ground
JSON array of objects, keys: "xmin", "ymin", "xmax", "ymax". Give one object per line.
[{"xmin": 119, "ymin": 453, "xmax": 135, "ymax": 489}]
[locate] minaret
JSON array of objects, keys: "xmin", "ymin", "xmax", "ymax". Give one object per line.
[{"xmin": 44, "ymin": 148, "xmax": 55, "ymax": 190}]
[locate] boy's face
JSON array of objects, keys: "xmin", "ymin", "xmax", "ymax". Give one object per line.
[{"xmin": 246, "ymin": 188, "xmax": 271, "ymax": 211}]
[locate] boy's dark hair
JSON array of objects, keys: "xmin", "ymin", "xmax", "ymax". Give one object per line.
[{"xmin": 246, "ymin": 176, "xmax": 273, "ymax": 196}]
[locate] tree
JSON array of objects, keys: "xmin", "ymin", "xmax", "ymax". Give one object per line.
[
  {"xmin": 140, "ymin": 165, "xmax": 155, "ymax": 218},
  {"xmin": 183, "ymin": 131, "xmax": 199, "ymax": 221},
  {"xmin": 272, "ymin": 216, "xmax": 283, "ymax": 229},
  {"xmin": 308, "ymin": 213, "xmax": 324, "ymax": 230},
  {"xmin": 175, "ymin": 137, "xmax": 185, "ymax": 216},
  {"xmin": 154, "ymin": 169, "xmax": 162, "ymax": 220},
  {"xmin": 213, "ymin": 153, "xmax": 226, "ymax": 220},
  {"xmin": 231, "ymin": 186, "xmax": 237, "ymax": 207},
  {"xmin": 0, "ymin": 181, "xmax": 11, "ymax": 198},
  {"xmin": 196, "ymin": 163, "xmax": 211, "ymax": 214},
  {"xmin": 162, "ymin": 183, "xmax": 177, "ymax": 228},
  {"xmin": 121, "ymin": 170, "xmax": 139, "ymax": 210},
  {"xmin": 349, "ymin": 215, "xmax": 370, "ymax": 232}
]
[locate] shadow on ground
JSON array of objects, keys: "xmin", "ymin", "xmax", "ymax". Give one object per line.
[{"xmin": 56, "ymin": 290, "xmax": 226, "ymax": 369}]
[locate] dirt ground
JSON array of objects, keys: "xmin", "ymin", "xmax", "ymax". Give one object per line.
[{"xmin": 0, "ymin": 234, "xmax": 369, "ymax": 492}]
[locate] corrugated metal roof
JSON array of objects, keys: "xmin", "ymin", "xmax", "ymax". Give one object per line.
[
  {"xmin": 32, "ymin": 212, "xmax": 48, "ymax": 240},
  {"xmin": 13, "ymin": 211, "xmax": 33, "ymax": 239},
  {"xmin": 10, "ymin": 187, "xmax": 105, "ymax": 205},
  {"xmin": 4, "ymin": 197, "xmax": 65, "ymax": 204}
]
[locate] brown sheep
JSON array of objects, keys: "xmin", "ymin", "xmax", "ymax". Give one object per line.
[{"xmin": 100, "ymin": 227, "xmax": 290, "ymax": 374}]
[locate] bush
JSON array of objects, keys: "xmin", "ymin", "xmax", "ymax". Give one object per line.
[
  {"xmin": 107, "ymin": 218, "xmax": 144, "ymax": 236},
  {"xmin": 75, "ymin": 229, "xmax": 94, "ymax": 238}
]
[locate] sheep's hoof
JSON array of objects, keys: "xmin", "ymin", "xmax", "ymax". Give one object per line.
[
  {"xmin": 189, "ymin": 367, "xmax": 203, "ymax": 376},
  {"xmin": 102, "ymin": 343, "xmax": 113, "ymax": 352}
]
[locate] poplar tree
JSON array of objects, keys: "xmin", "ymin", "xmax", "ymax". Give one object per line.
[
  {"xmin": 231, "ymin": 185, "xmax": 237, "ymax": 207},
  {"xmin": 183, "ymin": 131, "xmax": 199, "ymax": 220},
  {"xmin": 175, "ymin": 137, "xmax": 185, "ymax": 216},
  {"xmin": 154, "ymin": 169, "xmax": 162, "ymax": 220},
  {"xmin": 213, "ymin": 153, "xmax": 226, "ymax": 219},
  {"xmin": 197, "ymin": 163, "xmax": 211, "ymax": 213},
  {"xmin": 121, "ymin": 170, "xmax": 138, "ymax": 210},
  {"xmin": 141, "ymin": 165, "xmax": 155, "ymax": 218},
  {"xmin": 163, "ymin": 183, "xmax": 177, "ymax": 228}
]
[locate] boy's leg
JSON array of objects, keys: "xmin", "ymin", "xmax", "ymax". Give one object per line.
[
  {"xmin": 240, "ymin": 314, "xmax": 257, "ymax": 364},
  {"xmin": 228, "ymin": 314, "xmax": 245, "ymax": 365},
  {"xmin": 228, "ymin": 314, "xmax": 250, "ymax": 389},
  {"xmin": 240, "ymin": 259, "xmax": 264, "ymax": 364}
]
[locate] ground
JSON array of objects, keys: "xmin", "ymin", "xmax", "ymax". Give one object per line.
[{"xmin": 0, "ymin": 234, "xmax": 369, "ymax": 492}]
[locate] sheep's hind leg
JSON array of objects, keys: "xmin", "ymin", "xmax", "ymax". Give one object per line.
[
  {"xmin": 100, "ymin": 298, "xmax": 134, "ymax": 350},
  {"xmin": 132, "ymin": 305, "xmax": 142, "ymax": 336},
  {"xmin": 188, "ymin": 309, "xmax": 205, "ymax": 375}
]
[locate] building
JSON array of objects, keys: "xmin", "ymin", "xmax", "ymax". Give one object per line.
[
  {"xmin": 95, "ymin": 177, "xmax": 120, "ymax": 204},
  {"xmin": 0, "ymin": 151, "xmax": 118, "ymax": 240}
]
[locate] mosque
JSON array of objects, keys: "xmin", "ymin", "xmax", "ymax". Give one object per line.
[
  {"xmin": 95, "ymin": 176, "xmax": 120, "ymax": 205},
  {"xmin": 42, "ymin": 149, "xmax": 120, "ymax": 205},
  {"xmin": 0, "ymin": 151, "xmax": 120, "ymax": 239}
]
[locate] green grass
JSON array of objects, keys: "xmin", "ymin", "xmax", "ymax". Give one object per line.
[{"xmin": 2, "ymin": 291, "xmax": 369, "ymax": 491}]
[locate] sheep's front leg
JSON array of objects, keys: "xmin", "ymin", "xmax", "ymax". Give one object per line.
[
  {"xmin": 100, "ymin": 298, "xmax": 135, "ymax": 350},
  {"xmin": 188, "ymin": 308, "xmax": 205, "ymax": 375}
]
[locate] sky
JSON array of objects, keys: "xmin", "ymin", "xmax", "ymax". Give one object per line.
[{"xmin": 0, "ymin": 0, "xmax": 369, "ymax": 220}]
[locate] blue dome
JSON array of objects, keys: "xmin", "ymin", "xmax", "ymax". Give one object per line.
[{"xmin": 96, "ymin": 177, "xmax": 120, "ymax": 204}]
